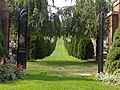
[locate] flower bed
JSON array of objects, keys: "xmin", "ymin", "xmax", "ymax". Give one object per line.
[{"xmin": 0, "ymin": 58, "xmax": 26, "ymax": 82}]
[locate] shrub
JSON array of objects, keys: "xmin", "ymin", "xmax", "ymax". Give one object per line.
[
  {"xmin": 106, "ymin": 25, "xmax": 120, "ymax": 74},
  {"xmin": 16, "ymin": 63, "xmax": 26, "ymax": 79},
  {"xmin": 0, "ymin": 63, "xmax": 17, "ymax": 81},
  {"xmin": 30, "ymin": 35, "xmax": 57, "ymax": 59},
  {"xmin": 0, "ymin": 58, "xmax": 26, "ymax": 82},
  {"xmin": 64, "ymin": 35, "xmax": 94, "ymax": 60},
  {"xmin": 77, "ymin": 36, "xmax": 94, "ymax": 60}
]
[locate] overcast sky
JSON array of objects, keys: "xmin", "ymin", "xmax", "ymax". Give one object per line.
[{"xmin": 48, "ymin": 0, "xmax": 76, "ymax": 13}]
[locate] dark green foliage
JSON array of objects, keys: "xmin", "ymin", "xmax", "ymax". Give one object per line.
[
  {"xmin": 0, "ymin": 20, "xmax": 5, "ymax": 57},
  {"xmin": 30, "ymin": 35, "xmax": 56, "ymax": 59},
  {"xmin": 27, "ymin": 1, "xmax": 60, "ymax": 59},
  {"xmin": 77, "ymin": 36, "xmax": 94, "ymax": 60},
  {"xmin": 106, "ymin": 25, "xmax": 120, "ymax": 74},
  {"xmin": 64, "ymin": 35, "xmax": 94, "ymax": 60},
  {"xmin": 53, "ymin": 14, "xmax": 61, "ymax": 37},
  {"xmin": 0, "ymin": 58, "xmax": 26, "ymax": 81}
]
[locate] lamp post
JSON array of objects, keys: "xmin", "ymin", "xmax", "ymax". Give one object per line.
[
  {"xmin": 98, "ymin": 8, "xmax": 108, "ymax": 74},
  {"xmin": 17, "ymin": 7, "xmax": 28, "ymax": 69}
]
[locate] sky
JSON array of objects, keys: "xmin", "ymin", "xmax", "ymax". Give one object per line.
[{"xmin": 48, "ymin": 0, "xmax": 76, "ymax": 13}]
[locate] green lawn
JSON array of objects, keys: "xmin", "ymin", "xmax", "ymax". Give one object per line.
[{"xmin": 0, "ymin": 38, "xmax": 120, "ymax": 90}]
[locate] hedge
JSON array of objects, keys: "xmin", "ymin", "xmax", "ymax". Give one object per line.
[
  {"xmin": 106, "ymin": 25, "xmax": 120, "ymax": 74},
  {"xmin": 30, "ymin": 35, "xmax": 57, "ymax": 59},
  {"xmin": 64, "ymin": 35, "xmax": 94, "ymax": 60}
]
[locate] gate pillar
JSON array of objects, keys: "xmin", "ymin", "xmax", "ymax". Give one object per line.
[{"xmin": 1, "ymin": 7, "xmax": 10, "ymax": 56}]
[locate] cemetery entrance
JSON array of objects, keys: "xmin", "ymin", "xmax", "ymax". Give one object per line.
[
  {"xmin": 17, "ymin": 7, "xmax": 28, "ymax": 68},
  {"xmin": 9, "ymin": 7, "xmax": 28, "ymax": 69}
]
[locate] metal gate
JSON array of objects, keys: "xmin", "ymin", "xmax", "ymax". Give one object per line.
[{"xmin": 17, "ymin": 7, "xmax": 28, "ymax": 68}]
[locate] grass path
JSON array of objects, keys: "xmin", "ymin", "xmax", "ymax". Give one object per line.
[
  {"xmin": 43, "ymin": 38, "xmax": 79, "ymax": 61},
  {"xmin": 0, "ymin": 38, "xmax": 120, "ymax": 90}
]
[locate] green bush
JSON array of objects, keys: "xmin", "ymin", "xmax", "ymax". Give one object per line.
[
  {"xmin": 30, "ymin": 35, "xmax": 57, "ymax": 59},
  {"xmin": 0, "ymin": 63, "xmax": 17, "ymax": 81},
  {"xmin": 77, "ymin": 36, "xmax": 94, "ymax": 60},
  {"xmin": 0, "ymin": 58, "xmax": 26, "ymax": 81},
  {"xmin": 106, "ymin": 25, "xmax": 120, "ymax": 74},
  {"xmin": 64, "ymin": 35, "xmax": 94, "ymax": 60}
]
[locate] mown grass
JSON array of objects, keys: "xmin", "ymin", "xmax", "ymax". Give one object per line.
[{"xmin": 0, "ymin": 38, "xmax": 120, "ymax": 90}]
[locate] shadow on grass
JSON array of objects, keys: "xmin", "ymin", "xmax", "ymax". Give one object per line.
[
  {"xmin": 36, "ymin": 60, "xmax": 97, "ymax": 67},
  {"xmin": 26, "ymin": 73, "xmax": 95, "ymax": 82}
]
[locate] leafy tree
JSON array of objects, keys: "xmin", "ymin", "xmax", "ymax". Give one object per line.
[
  {"xmin": 52, "ymin": 13, "xmax": 61, "ymax": 37},
  {"xmin": 60, "ymin": 0, "xmax": 97, "ymax": 37},
  {"xmin": 61, "ymin": 0, "xmax": 111, "ymax": 60},
  {"xmin": 6, "ymin": 0, "xmax": 58, "ymax": 59}
]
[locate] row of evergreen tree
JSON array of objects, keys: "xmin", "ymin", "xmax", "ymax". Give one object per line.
[
  {"xmin": 59, "ymin": 0, "xmax": 111, "ymax": 60},
  {"xmin": 64, "ymin": 35, "xmax": 94, "ymax": 60},
  {"xmin": 61, "ymin": 0, "xmax": 120, "ymax": 74}
]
